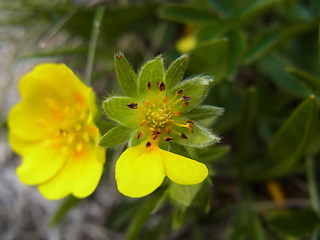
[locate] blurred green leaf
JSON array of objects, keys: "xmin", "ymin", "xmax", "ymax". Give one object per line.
[
  {"xmin": 50, "ymin": 195, "xmax": 81, "ymax": 227},
  {"xmin": 169, "ymin": 182, "xmax": 202, "ymax": 211},
  {"xmin": 188, "ymin": 39, "xmax": 228, "ymax": 83},
  {"xmin": 286, "ymin": 67, "xmax": 320, "ymax": 97},
  {"xmin": 158, "ymin": 4, "xmax": 219, "ymax": 24},
  {"xmin": 244, "ymin": 24, "xmax": 311, "ymax": 64},
  {"xmin": 227, "ymin": 29, "xmax": 246, "ymax": 74},
  {"xmin": 258, "ymin": 54, "xmax": 310, "ymax": 96},
  {"xmin": 261, "ymin": 96, "xmax": 317, "ymax": 178},
  {"xmin": 99, "ymin": 125, "xmax": 132, "ymax": 148},
  {"xmin": 194, "ymin": 145, "xmax": 230, "ymax": 162},
  {"xmin": 267, "ymin": 209, "xmax": 320, "ymax": 238},
  {"xmin": 235, "ymin": 87, "xmax": 257, "ymax": 168},
  {"xmin": 126, "ymin": 191, "xmax": 163, "ymax": 240}
]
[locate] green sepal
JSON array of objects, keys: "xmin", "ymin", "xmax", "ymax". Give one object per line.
[
  {"xmin": 99, "ymin": 125, "xmax": 133, "ymax": 148},
  {"xmin": 169, "ymin": 76, "xmax": 214, "ymax": 112},
  {"xmin": 138, "ymin": 55, "xmax": 165, "ymax": 96},
  {"xmin": 103, "ymin": 96, "xmax": 138, "ymax": 127},
  {"xmin": 185, "ymin": 105, "xmax": 224, "ymax": 121},
  {"xmin": 114, "ymin": 53, "xmax": 138, "ymax": 97},
  {"xmin": 165, "ymin": 55, "xmax": 189, "ymax": 89},
  {"xmin": 174, "ymin": 123, "xmax": 219, "ymax": 148},
  {"xmin": 129, "ymin": 129, "xmax": 147, "ymax": 147}
]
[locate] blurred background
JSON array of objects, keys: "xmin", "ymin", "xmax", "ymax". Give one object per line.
[{"xmin": 1, "ymin": 0, "xmax": 320, "ymax": 239}]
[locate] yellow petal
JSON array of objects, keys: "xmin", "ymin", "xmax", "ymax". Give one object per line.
[
  {"xmin": 8, "ymin": 102, "xmax": 49, "ymax": 140},
  {"xmin": 115, "ymin": 143, "xmax": 165, "ymax": 198},
  {"xmin": 16, "ymin": 141, "xmax": 67, "ymax": 185},
  {"xmin": 38, "ymin": 146, "xmax": 104, "ymax": 200},
  {"xmin": 161, "ymin": 149, "xmax": 208, "ymax": 185},
  {"xmin": 19, "ymin": 63, "xmax": 88, "ymax": 102}
]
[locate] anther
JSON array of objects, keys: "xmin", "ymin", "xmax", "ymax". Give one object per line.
[
  {"xmin": 158, "ymin": 81, "xmax": 166, "ymax": 91},
  {"xmin": 182, "ymin": 95, "xmax": 192, "ymax": 101},
  {"xmin": 146, "ymin": 141, "xmax": 152, "ymax": 148},
  {"xmin": 173, "ymin": 111, "xmax": 182, "ymax": 116},
  {"xmin": 165, "ymin": 126, "xmax": 172, "ymax": 134},
  {"xmin": 180, "ymin": 133, "xmax": 188, "ymax": 139},
  {"xmin": 176, "ymin": 89, "xmax": 183, "ymax": 96},
  {"xmin": 140, "ymin": 120, "xmax": 148, "ymax": 126},
  {"xmin": 164, "ymin": 137, "xmax": 173, "ymax": 142},
  {"xmin": 137, "ymin": 131, "xmax": 143, "ymax": 139},
  {"xmin": 186, "ymin": 120, "xmax": 194, "ymax": 124},
  {"xmin": 147, "ymin": 81, "xmax": 152, "ymax": 90},
  {"xmin": 182, "ymin": 102, "xmax": 189, "ymax": 107},
  {"xmin": 127, "ymin": 102, "xmax": 138, "ymax": 109},
  {"xmin": 143, "ymin": 101, "xmax": 150, "ymax": 106},
  {"xmin": 186, "ymin": 124, "xmax": 194, "ymax": 133},
  {"xmin": 163, "ymin": 95, "xmax": 168, "ymax": 102}
]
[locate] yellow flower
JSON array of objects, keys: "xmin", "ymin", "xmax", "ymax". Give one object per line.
[
  {"xmin": 8, "ymin": 63, "xmax": 105, "ymax": 200},
  {"xmin": 116, "ymin": 141, "xmax": 208, "ymax": 198}
]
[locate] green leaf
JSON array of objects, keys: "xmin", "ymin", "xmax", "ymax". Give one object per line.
[
  {"xmin": 186, "ymin": 105, "xmax": 224, "ymax": 121},
  {"xmin": 267, "ymin": 209, "xmax": 320, "ymax": 238},
  {"xmin": 286, "ymin": 67, "xmax": 320, "ymax": 96},
  {"xmin": 169, "ymin": 182, "xmax": 202, "ymax": 210},
  {"xmin": 158, "ymin": 4, "xmax": 219, "ymax": 24},
  {"xmin": 138, "ymin": 55, "xmax": 165, "ymax": 96},
  {"xmin": 244, "ymin": 24, "xmax": 311, "ymax": 64},
  {"xmin": 257, "ymin": 54, "xmax": 310, "ymax": 97},
  {"xmin": 50, "ymin": 195, "xmax": 81, "ymax": 226},
  {"xmin": 194, "ymin": 145, "xmax": 230, "ymax": 162},
  {"xmin": 175, "ymin": 123, "xmax": 219, "ymax": 148},
  {"xmin": 227, "ymin": 30, "xmax": 246, "ymax": 74},
  {"xmin": 235, "ymin": 87, "xmax": 257, "ymax": 167},
  {"xmin": 103, "ymin": 96, "xmax": 138, "ymax": 127},
  {"xmin": 169, "ymin": 76, "xmax": 214, "ymax": 112},
  {"xmin": 126, "ymin": 191, "xmax": 163, "ymax": 240},
  {"xmin": 114, "ymin": 53, "xmax": 138, "ymax": 97},
  {"xmin": 262, "ymin": 96, "xmax": 317, "ymax": 178},
  {"xmin": 99, "ymin": 125, "xmax": 132, "ymax": 148},
  {"xmin": 188, "ymin": 39, "xmax": 228, "ymax": 83},
  {"xmin": 165, "ymin": 55, "xmax": 189, "ymax": 89}
]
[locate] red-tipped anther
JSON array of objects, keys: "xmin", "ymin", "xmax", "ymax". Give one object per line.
[
  {"xmin": 145, "ymin": 141, "xmax": 152, "ymax": 148},
  {"xmin": 180, "ymin": 133, "xmax": 188, "ymax": 139}
]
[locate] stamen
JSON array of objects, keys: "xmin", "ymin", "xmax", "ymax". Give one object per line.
[
  {"xmin": 163, "ymin": 95, "xmax": 168, "ymax": 102},
  {"xmin": 182, "ymin": 102, "xmax": 189, "ymax": 107},
  {"xmin": 145, "ymin": 141, "xmax": 152, "ymax": 148},
  {"xmin": 76, "ymin": 142, "xmax": 83, "ymax": 152},
  {"xmin": 173, "ymin": 111, "xmax": 182, "ymax": 116},
  {"xmin": 137, "ymin": 131, "xmax": 143, "ymax": 139},
  {"xmin": 165, "ymin": 126, "xmax": 172, "ymax": 134},
  {"xmin": 127, "ymin": 102, "xmax": 138, "ymax": 109},
  {"xmin": 182, "ymin": 95, "xmax": 192, "ymax": 101},
  {"xmin": 176, "ymin": 89, "xmax": 183, "ymax": 96},
  {"xmin": 158, "ymin": 81, "xmax": 166, "ymax": 91},
  {"xmin": 143, "ymin": 101, "xmax": 150, "ymax": 106},
  {"xmin": 186, "ymin": 120, "xmax": 194, "ymax": 124},
  {"xmin": 180, "ymin": 133, "xmax": 188, "ymax": 139},
  {"xmin": 140, "ymin": 120, "xmax": 148, "ymax": 126},
  {"xmin": 164, "ymin": 136, "xmax": 173, "ymax": 142},
  {"xmin": 147, "ymin": 81, "xmax": 152, "ymax": 90},
  {"xmin": 186, "ymin": 123, "xmax": 194, "ymax": 133}
]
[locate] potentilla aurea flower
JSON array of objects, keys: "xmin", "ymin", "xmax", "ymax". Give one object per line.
[
  {"xmin": 101, "ymin": 54, "xmax": 221, "ymax": 198},
  {"xmin": 8, "ymin": 63, "xmax": 105, "ymax": 200}
]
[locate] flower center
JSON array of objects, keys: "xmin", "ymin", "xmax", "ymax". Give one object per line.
[
  {"xmin": 38, "ymin": 96, "xmax": 97, "ymax": 156},
  {"xmin": 127, "ymin": 81, "xmax": 194, "ymax": 148}
]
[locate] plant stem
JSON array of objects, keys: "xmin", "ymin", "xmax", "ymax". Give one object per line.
[{"xmin": 85, "ymin": 6, "xmax": 105, "ymax": 86}]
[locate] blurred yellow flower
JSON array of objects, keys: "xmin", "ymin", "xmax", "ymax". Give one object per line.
[{"xmin": 8, "ymin": 63, "xmax": 105, "ymax": 200}]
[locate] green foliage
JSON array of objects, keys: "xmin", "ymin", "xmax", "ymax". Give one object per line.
[
  {"xmin": 99, "ymin": 125, "xmax": 132, "ymax": 148},
  {"xmin": 4, "ymin": 0, "xmax": 320, "ymax": 239}
]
